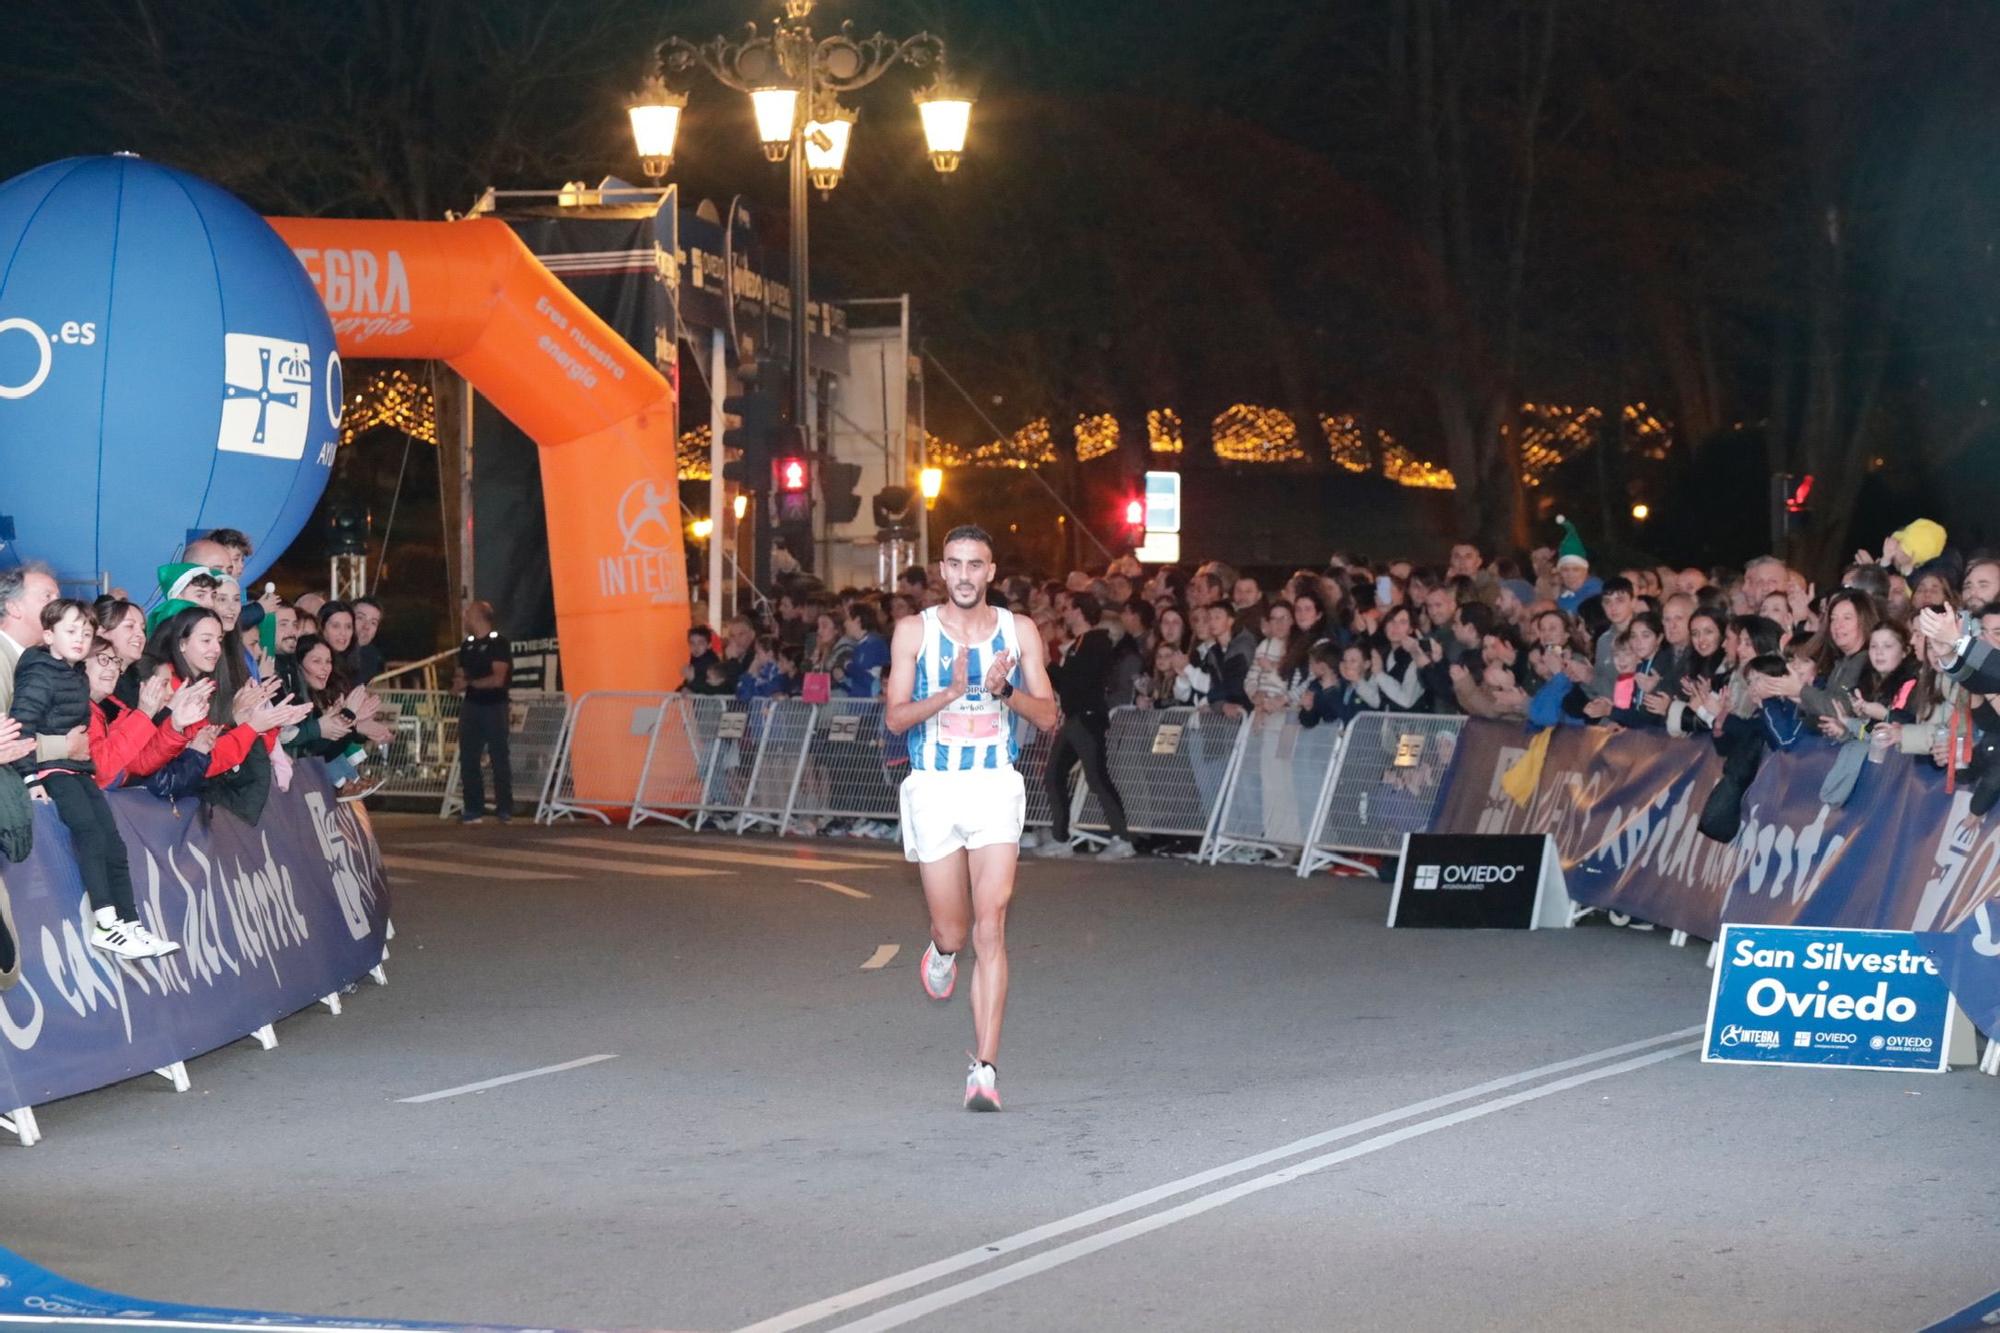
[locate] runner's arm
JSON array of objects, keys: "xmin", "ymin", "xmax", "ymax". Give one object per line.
[
  {"xmin": 883, "ymin": 614, "xmax": 964, "ymax": 735},
  {"xmin": 1005, "ymin": 624, "xmax": 1062, "ymax": 732}
]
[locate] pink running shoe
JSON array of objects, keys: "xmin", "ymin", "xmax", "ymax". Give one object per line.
[
  {"xmin": 920, "ymin": 941, "xmax": 957, "ymax": 1001},
  {"xmin": 964, "ymin": 1060, "xmax": 1001, "ymax": 1112}
]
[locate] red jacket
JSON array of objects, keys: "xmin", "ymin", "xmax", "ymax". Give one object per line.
[
  {"xmin": 165, "ymin": 671, "xmax": 280, "ymax": 777},
  {"xmin": 88, "ymin": 696, "xmax": 192, "ymax": 789}
]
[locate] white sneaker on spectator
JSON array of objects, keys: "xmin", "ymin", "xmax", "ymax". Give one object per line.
[
  {"xmin": 1019, "ymin": 830, "xmax": 1043, "ymax": 850},
  {"xmin": 89, "ymin": 920, "xmax": 151, "ymax": 960},
  {"xmin": 1097, "ymin": 837, "xmax": 1137, "ymax": 861},
  {"xmin": 125, "ymin": 921, "xmax": 181, "ymax": 957},
  {"xmin": 1034, "ymin": 839, "xmax": 1075, "ymax": 859}
]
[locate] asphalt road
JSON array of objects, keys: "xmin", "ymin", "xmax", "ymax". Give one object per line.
[{"xmin": 2, "ymin": 814, "xmax": 1994, "ymax": 1332}]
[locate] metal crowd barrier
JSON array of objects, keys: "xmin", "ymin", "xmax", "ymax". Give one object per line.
[
  {"xmin": 1069, "ymin": 706, "xmax": 1246, "ymax": 843},
  {"xmin": 441, "ymin": 692, "xmax": 571, "ymax": 819},
  {"xmin": 784, "ymin": 698, "xmax": 908, "ymax": 828},
  {"xmin": 1297, "ymin": 712, "xmax": 1466, "ymax": 877},
  {"xmin": 535, "ymin": 691, "xmax": 672, "ymax": 825},
  {"xmin": 370, "ymin": 690, "xmax": 461, "ymax": 807},
  {"xmin": 1204, "ymin": 711, "xmax": 1346, "ymax": 864},
  {"xmin": 629, "ymin": 695, "xmax": 728, "ymax": 830}
]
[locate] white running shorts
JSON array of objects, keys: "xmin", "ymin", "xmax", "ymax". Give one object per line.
[{"xmin": 898, "ymin": 766, "xmax": 1026, "ymax": 864}]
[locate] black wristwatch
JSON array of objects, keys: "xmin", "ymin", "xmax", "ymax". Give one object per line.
[{"xmin": 996, "ymin": 681, "xmax": 1015, "ymax": 701}]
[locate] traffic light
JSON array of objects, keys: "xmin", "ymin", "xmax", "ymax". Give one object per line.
[
  {"xmin": 822, "ymin": 460, "xmax": 864, "ymax": 524},
  {"xmin": 1121, "ymin": 496, "xmax": 1145, "ymax": 548},
  {"xmin": 774, "ymin": 447, "xmax": 811, "ymax": 524},
  {"xmin": 720, "ymin": 384, "xmax": 779, "ymax": 486}
]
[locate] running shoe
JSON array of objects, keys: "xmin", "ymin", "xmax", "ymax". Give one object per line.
[
  {"xmin": 125, "ymin": 921, "xmax": 181, "ymax": 957},
  {"xmin": 1033, "ymin": 839, "xmax": 1075, "ymax": 859},
  {"xmin": 920, "ymin": 942, "xmax": 957, "ymax": 1001},
  {"xmin": 964, "ymin": 1059, "xmax": 1002, "ymax": 1112},
  {"xmin": 89, "ymin": 921, "xmax": 152, "ymax": 960},
  {"xmin": 1097, "ymin": 836, "xmax": 1137, "ymax": 861}
]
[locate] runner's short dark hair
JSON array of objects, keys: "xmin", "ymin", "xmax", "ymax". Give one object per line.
[{"xmin": 942, "ymin": 524, "xmax": 995, "ymax": 556}]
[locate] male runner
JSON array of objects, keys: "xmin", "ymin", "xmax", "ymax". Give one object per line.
[{"xmin": 884, "ymin": 525, "xmax": 1060, "ymax": 1111}]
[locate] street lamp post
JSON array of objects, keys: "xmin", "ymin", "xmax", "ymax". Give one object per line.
[{"xmin": 628, "ymin": 0, "xmax": 972, "ymax": 588}]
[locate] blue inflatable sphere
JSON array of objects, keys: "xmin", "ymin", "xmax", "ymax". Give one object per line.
[{"xmin": 0, "ymin": 155, "xmax": 339, "ymax": 598}]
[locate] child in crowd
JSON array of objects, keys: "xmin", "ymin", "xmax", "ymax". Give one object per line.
[
  {"xmin": 1299, "ymin": 643, "xmax": 1370, "ymax": 727},
  {"xmin": 734, "ymin": 635, "xmax": 788, "ymax": 702},
  {"xmin": 684, "ymin": 627, "xmax": 720, "ymax": 690},
  {"xmin": 10, "ymin": 601, "xmax": 179, "ymax": 959}
]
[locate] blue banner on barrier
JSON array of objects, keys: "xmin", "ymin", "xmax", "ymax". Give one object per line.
[
  {"xmin": 1702, "ymin": 925, "xmax": 1956, "ymax": 1071},
  {"xmin": 0, "ymin": 762, "xmax": 390, "ymax": 1110},
  {"xmin": 1432, "ymin": 720, "xmax": 2000, "ymax": 1041},
  {"xmin": 1432, "ymin": 721, "xmax": 1732, "ymax": 939}
]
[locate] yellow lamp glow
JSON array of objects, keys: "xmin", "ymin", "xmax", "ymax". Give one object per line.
[
  {"xmin": 804, "ymin": 105, "xmax": 857, "ymax": 193},
  {"xmin": 1631, "ymin": 502, "xmax": 1651, "ymax": 522},
  {"xmin": 916, "ymin": 83, "xmax": 972, "ymax": 173},
  {"xmin": 690, "ymin": 516, "xmax": 714, "ymax": 541},
  {"xmin": 751, "ymin": 85, "xmax": 800, "ymax": 161},
  {"xmin": 627, "ymin": 80, "xmax": 687, "ymax": 180},
  {"xmin": 732, "ymin": 493, "xmax": 749, "ymax": 521},
  {"xmin": 919, "ymin": 466, "xmax": 944, "ymax": 500}
]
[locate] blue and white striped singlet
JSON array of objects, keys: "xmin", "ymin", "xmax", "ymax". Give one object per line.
[{"xmin": 907, "ymin": 605, "xmax": 1024, "ymax": 771}]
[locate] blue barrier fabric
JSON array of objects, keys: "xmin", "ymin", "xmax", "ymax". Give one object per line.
[
  {"xmin": 1434, "ymin": 721, "xmax": 1731, "ymax": 938},
  {"xmin": 0, "ymin": 1243, "xmax": 523, "ymax": 1331},
  {"xmin": 0, "ymin": 761, "xmax": 389, "ymax": 1109},
  {"xmin": 1433, "ymin": 719, "xmax": 2000, "ymax": 1037}
]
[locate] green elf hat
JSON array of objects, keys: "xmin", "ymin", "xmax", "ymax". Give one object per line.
[
  {"xmin": 1554, "ymin": 515, "xmax": 1590, "ymax": 569},
  {"xmin": 147, "ymin": 561, "xmax": 219, "ymax": 632}
]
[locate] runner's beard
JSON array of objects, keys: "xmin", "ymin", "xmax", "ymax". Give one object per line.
[{"xmin": 951, "ymin": 583, "xmax": 981, "ymax": 607}]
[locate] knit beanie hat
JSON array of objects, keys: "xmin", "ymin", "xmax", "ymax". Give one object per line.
[
  {"xmin": 1555, "ymin": 516, "xmax": 1589, "ymax": 568},
  {"xmin": 1889, "ymin": 519, "xmax": 1946, "ymax": 569}
]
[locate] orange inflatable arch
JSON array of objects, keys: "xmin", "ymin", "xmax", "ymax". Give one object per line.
[{"xmin": 267, "ymin": 217, "xmax": 689, "ymax": 698}]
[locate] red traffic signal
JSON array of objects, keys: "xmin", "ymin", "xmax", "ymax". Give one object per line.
[{"xmin": 776, "ymin": 456, "xmax": 810, "ymax": 493}]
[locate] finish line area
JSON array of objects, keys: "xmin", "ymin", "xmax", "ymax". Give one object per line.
[{"xmin": 1, "ymin": 817, "xmax": 1992, "ymax": 1332}]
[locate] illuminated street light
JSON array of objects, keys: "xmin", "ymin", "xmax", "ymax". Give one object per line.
[
  {"xmin": 919, "ymin": 466, "xmax": 944, "ymax": 508},
  {"xmin": 635, "ymin": 1, "xmax": 969, "ymax": 589},
  {"xmin": 732, "ymin": 493, "xmax": 750, "ymax": 521},
  {"xmin": 690, "ymin": 516, "xmax": 714, "ymax": 541},
  {"xmin": 626, "ymin": 78, "xmax": 688, "ymax": 180},
  {"xmin": 804, "ymin": 104, "xmax": 858, "ymax": 195},
  {"xmin": 1631, "ymin": 502, "xmax": 1651, "ymax": 522},
  {"xmin": 916, "ymin": 80, "xmax": 973, "ymax": 173}
]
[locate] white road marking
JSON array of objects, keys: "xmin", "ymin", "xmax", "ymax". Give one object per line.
[
  {"xmin": 827, "ymin": 1042, "xmax": 1700, "ymax": 1331},
  {"xmin": 860, "ymin": 944, "xmax": 901, "ymax": 970},
  {"xmin": 398, "ymin": 1053, "xmax": 618, "ymax": 1104},
  {"xmin": 381, "ymin": 854, "xmax": 570, "ymax": 882},
  {"xmin": 0, "ymin": 1319, "xmax": 434, "ymax": 1333},
  {"xmin": 545, "ymin": 837, "xmax": 880, "ymax": 872},
  {"xmin": 801, "ymin": 878, "xmax": 871, "ymax": 900},
  {"xmin": 409, "ymin": 844, "xmax": 725, "ymax": 879},
  {"xmin": 736, "ymin": 1026, "xmax": 1701, "ymax": 1333}
]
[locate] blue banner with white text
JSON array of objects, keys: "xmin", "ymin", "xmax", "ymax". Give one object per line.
[
  {"xmin": 0, "ymin": 762, "xmax": 390, "ymax": 1109},
  {"xmin": 1431, "ymin": 720, "xmax": 2000, "ymax": 1040}
]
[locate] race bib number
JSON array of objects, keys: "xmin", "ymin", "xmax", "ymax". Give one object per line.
[{"xmin": 940, "ymin": 706, "xmax": 1003, "ymax": 742}]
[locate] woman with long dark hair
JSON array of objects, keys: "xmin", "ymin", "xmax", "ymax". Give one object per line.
[
  {"xmin": 318, "ymin": 600, "xmax": 366, "ymax": 684},
  {"xmin": 142, "ymin": 606, "xmax": 306, "ymax": 780},
  {"xmin": 1360, "ymin": 604, "xmax": 1430, "ymax": 711}
]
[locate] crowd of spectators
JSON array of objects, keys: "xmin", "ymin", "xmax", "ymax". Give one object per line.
[
  {"xmin": 2, "ymin": 528, "xmax": 397, "ymax": 961},
  {"xmin": 701, "ymin": 514, "xmax": 2000, "ymax": 846}
]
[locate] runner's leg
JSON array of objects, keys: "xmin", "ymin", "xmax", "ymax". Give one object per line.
[
  {"xmin": 965, "ymin": 841, "xmax": 1018, "ymax": 1064},
  {"xmin": 917, "ymin": 849, "xmax": 971, "ymax": 956}
]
